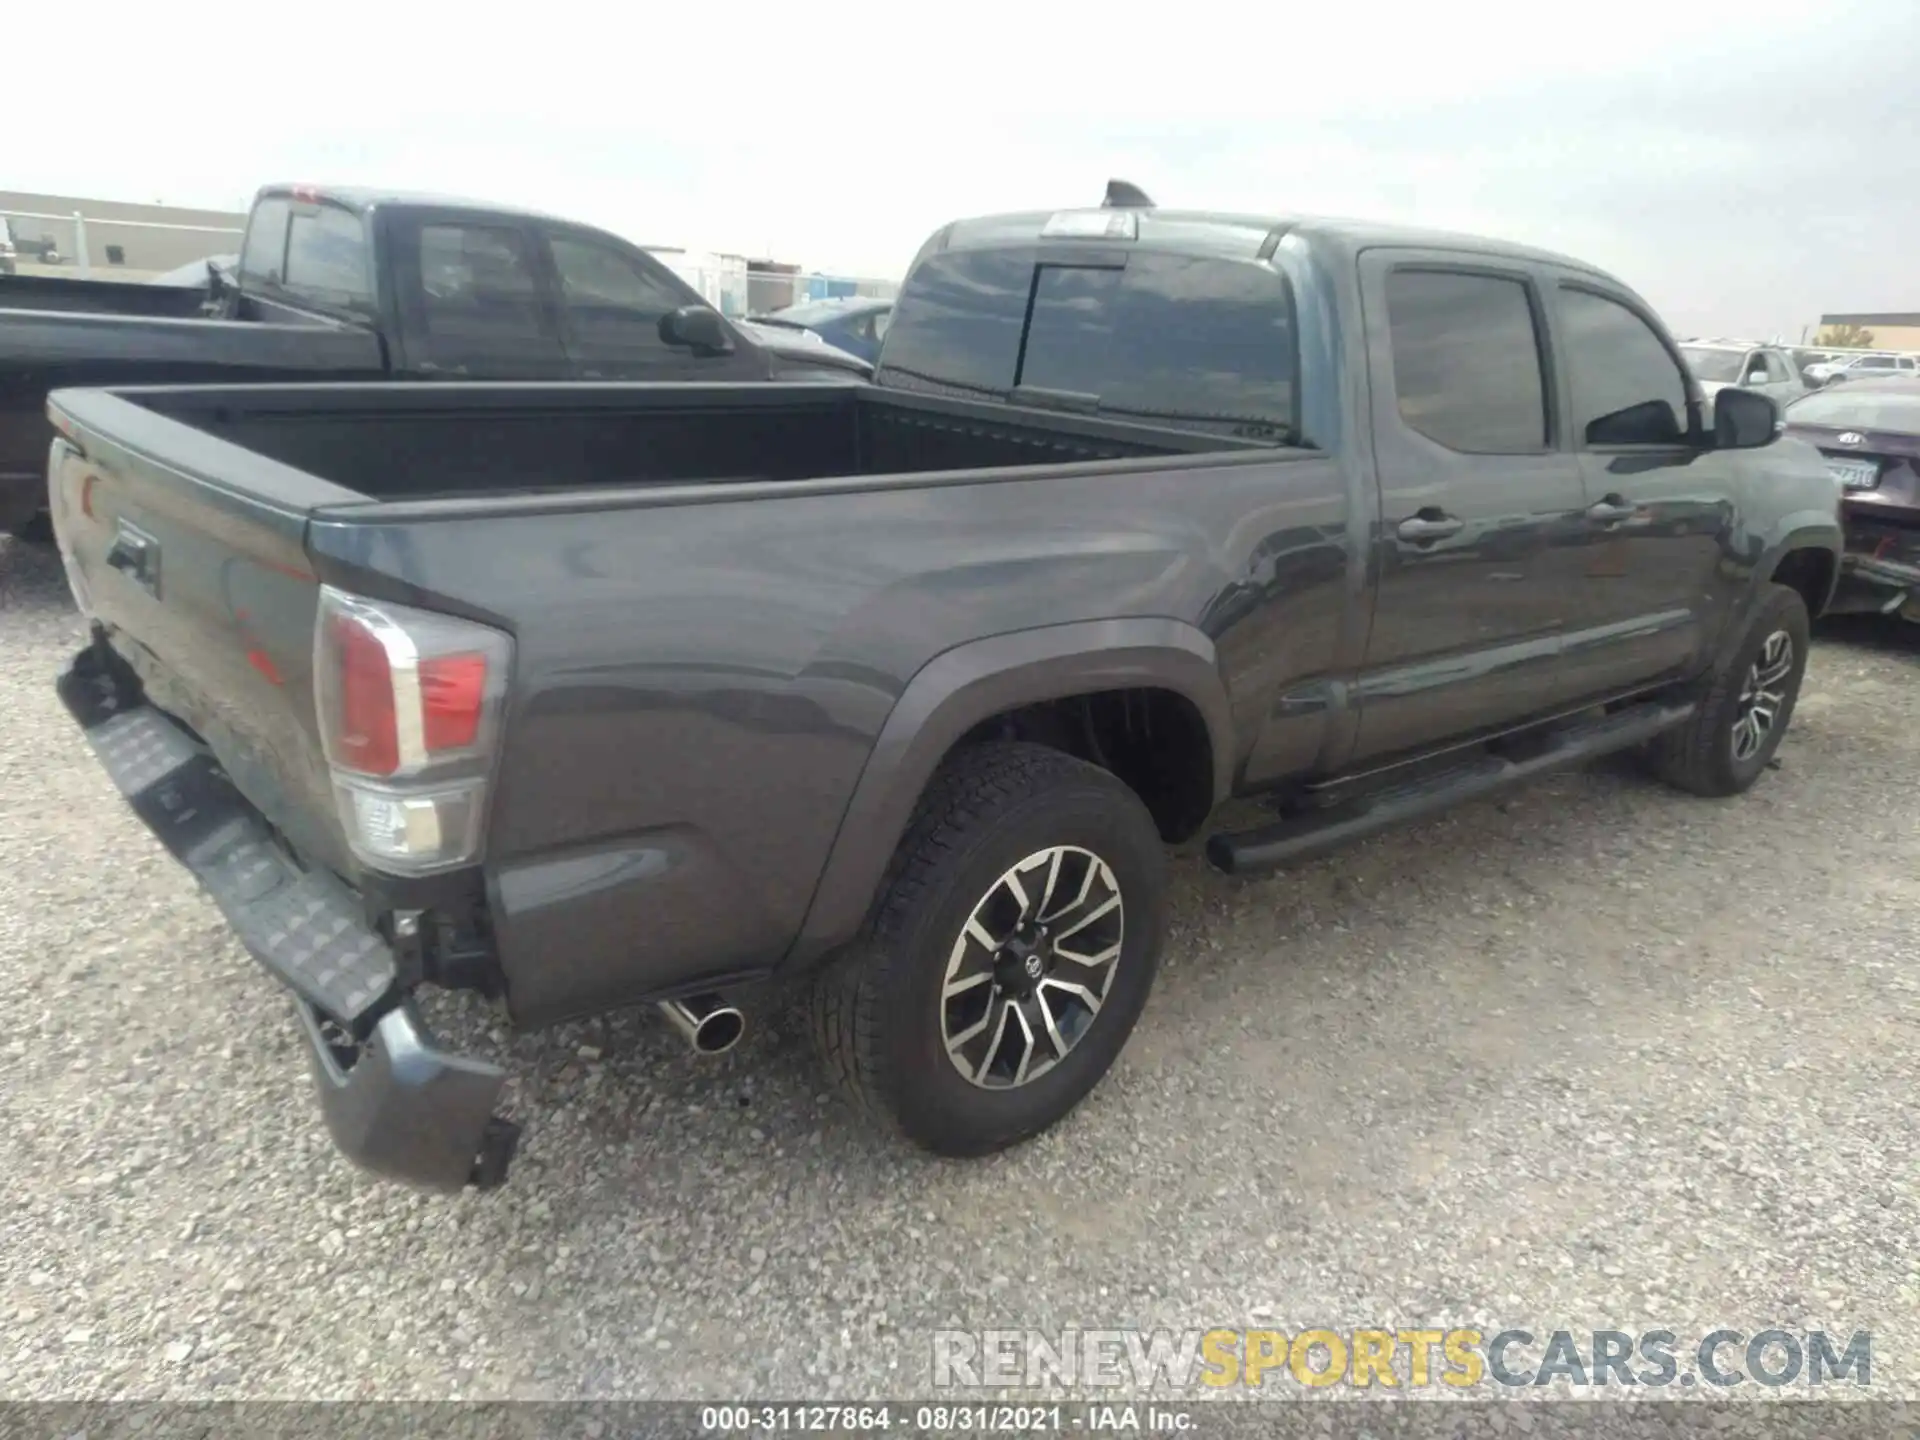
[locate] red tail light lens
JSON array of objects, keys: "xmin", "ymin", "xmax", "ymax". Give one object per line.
[
  {"xmin": 331, "ymin": 612, "xmax": 400, "ymax": 776},
  {"xmin": 420, "ymin": 653, "xmax": 488, "ymax": 752},
  {"xmin": 314, "ymin": 588, "xmax": 512, "ymax": 875}
]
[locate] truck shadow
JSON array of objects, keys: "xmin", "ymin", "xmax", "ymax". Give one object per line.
[
  {"xmin": 0, "ymin": 537, "xmax": 74, "ymax": 617},
  {"xmin": 1814, "ymin": 611, "xmax": 1920, "ymax": 664}
]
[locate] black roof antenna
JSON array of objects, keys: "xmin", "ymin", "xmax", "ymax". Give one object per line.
[{"xmin": 1102, "ymin": 179, "xmax": 1155, "ymax": 209}]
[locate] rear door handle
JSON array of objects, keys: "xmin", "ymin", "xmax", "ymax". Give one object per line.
[
  {"xmin": 1587, "ymin": 497, "xmax": 1637, "ymax": 525},
  {"xmin": 1396, "ymin": 513, "xmax": 1464, "ymax": 543}
]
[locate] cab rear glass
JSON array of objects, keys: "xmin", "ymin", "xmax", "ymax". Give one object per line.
[{"xmin": 879, "ymin": 247, "xmax": 1298, "ymax": 444}]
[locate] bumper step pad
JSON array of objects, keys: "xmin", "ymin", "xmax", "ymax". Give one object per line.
[
  {"xmin": 58, "ymin": 647, "xmax": 515, "ymax": 1190},
  {"xmin": 63, "ymin": 688, "xmax": 397, "ymax": 1029}
]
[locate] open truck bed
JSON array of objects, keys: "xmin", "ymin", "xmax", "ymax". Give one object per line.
[
  {"xmin": 45, "ymin": 374, "xmax": 1277, "ymax": 1187},
  {"xmin": 0, "ymin": 272, "xmax": 222, "ymax": 319},
  {"xmin": 108, "ymin": 380, "xmax": 1233, "ymax": 502}
]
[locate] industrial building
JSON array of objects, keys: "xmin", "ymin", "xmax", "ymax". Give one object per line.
[
  {"xmin": 1817, "ymin": 312, "xmax": 1920, "ymax": 351},
  {"xmin": 0, "ymin": 190, "xmax": 246, "ymax": 276}
]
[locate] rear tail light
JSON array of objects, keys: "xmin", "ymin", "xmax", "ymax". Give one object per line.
[{"xmin": 314, "ymin": 587, "xmax": 511, "ymax": 875}]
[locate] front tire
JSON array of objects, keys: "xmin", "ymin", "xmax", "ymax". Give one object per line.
[
  {"xmin": 1645, "ymin": 582, "xmax": 1810, "ymax": 797},
  {"xmin": 810, "ymin": 741, "xmax": 1167, "ymax": 1156}
]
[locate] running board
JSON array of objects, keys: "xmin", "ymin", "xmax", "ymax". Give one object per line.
[{"xmin": 1206, "ymin": 699, "xmax": 1696, "ymax": 876}]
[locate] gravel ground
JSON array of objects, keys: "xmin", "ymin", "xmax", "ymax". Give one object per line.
[{"xmin": 2, "ymin": 531, "xmax": 1917, "ymax": 1404}]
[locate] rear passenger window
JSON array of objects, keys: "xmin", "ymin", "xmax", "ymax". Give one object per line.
[
  {"xmin": 1557, "ymin": 287, "xmax": 1689, "ymax": 446},
  {"xmin": 239, "ymin": 198, "xmax": 292, "ymax": 285},
  {"xmin": 283, "ymin": 204, "xmax": 372, "ymax": 309},
  {"xmin": 1022, "ymin": 255, "xmax": 1298, "ymax": 442},
  {"xmin": 416, "ymin": 224, "xmax": 551, "ymax": 359},
  {"xmin": 1385, "ymin": 270, "xmax": 1547, "ymax": 453}
]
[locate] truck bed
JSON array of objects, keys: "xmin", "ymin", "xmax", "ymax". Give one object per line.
[
  {"xmin": 88, "ymin": 382, "xmax": 1242, "ymax": 503},
  {"xmin": 0, "ymin": 272, "xmax": 216, "ymax": 319},
  {"xmin": 46, "ymin": 376, "xmax": 1321, "ymax": 1027}
]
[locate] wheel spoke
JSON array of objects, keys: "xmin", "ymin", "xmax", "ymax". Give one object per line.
[
  {"xmin": 1753, "ymin": 633, "xmax": 1793, "ymax": 688},
  {"xmin": 1054, "ymin": 937, "xmax": 1122, "ymax": 968},
  {"xmin": 1008, "ymin": 1004, "xmax": 1039, "ymax": 1087},
  {"xmin": 948, "ymin": 991, "xmax": 1004, "ymax": 1054},
  {"xmin": 943, "ymin": 971, "xmax": 992, "ymax": 1002},
  {"xmin": 1033, "ymin": 989, "xmax": 1070, "ymax": 1061},
  {"xmin": 1035, "ymin": 849, "xmax": 1065, "ymax": 921},
  {"xmin": 1003, "ymin": 868, "xmax": 1033, "ymax": 922},
  {"xmin": 1039, "ymin": 852, "xmax": 1098, "ymax": 924},
  {"xmin": 973, "ymin": 997, "xmax": 1015, "ymax": 1084},
  {"xmin": 1053, "ymin": 891, "xmax": 1120, "ymax": 948},
  {"xmin": 946, "ymin": 924, "xmax": 997, "ymax": 994},
  {"xmin": 1039, "ymin": 975, "xmax": 1104, "ymax": 1017}
]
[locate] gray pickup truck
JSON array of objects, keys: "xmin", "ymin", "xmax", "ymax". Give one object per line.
[
  {"xmin": 0, "ymin": 182, "xmax": 866, "ymax": 539},
  {"xmin": 47, "ymin": 187, "xmax": 1841, "ymax": 1191}
]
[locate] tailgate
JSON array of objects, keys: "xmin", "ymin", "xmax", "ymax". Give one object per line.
[{"xmin": 47, "ymin": 388, "xmax": 367, "ymax": 878}]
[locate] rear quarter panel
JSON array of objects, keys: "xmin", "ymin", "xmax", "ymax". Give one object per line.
[{"xmin": 308, "ymin": 450, "xmax": 1353, "ymax": 1026}]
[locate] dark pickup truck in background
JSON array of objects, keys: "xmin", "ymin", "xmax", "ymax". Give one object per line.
[
  {"xmin": 0, "ymin": 183, "xmax": 867, "ymax": 538},
  {"xmin": 47, "ymin": 188, "xmax": 1841, "ymax": 1191}
]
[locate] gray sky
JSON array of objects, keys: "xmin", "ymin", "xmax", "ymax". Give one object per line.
[{"xmin": 10, "ymin": 0, "xmax": 1915, "ymax": 339}]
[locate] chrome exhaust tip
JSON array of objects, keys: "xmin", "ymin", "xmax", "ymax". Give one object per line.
[{"xmin": 657, "ymin": 995, "xmax": 746, "ymax": 1055}]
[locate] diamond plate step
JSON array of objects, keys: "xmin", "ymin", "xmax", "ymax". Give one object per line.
[{"xmin": 59, "ymin": 664, "xmax": 397, "ymax": 1030}]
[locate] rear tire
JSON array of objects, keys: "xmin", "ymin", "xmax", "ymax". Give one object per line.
[
  {"xmin": 809, "ymin": 741, "xmax": 1167, "ymax": 1156},
  {"xmin": 1644, "ymin": 582, "xmax": 1809, "ymax": 797}
]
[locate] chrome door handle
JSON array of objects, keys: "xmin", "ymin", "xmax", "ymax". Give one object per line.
[
  {"xmin": 1587, "ymin": 499, "xmax": 1637, "ymax": 525},
  {"xmin": 1396, "ymin": 514, "xmax": 1464, "ymax": 543}
]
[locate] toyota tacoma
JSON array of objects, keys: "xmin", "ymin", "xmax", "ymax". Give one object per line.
[{"xmin": 46, "ymin": 184, "xmax": 1841, "ymax": 1190}]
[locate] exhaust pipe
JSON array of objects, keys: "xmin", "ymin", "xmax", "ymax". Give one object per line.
[{"xmin": 657, "ymin": 994, "xmax": 746, "ymax": 1055}]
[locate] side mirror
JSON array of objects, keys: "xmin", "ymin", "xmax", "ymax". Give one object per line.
[
  {"xmin": 659, "ymin": 305, "xmax": 735, "ymax": 356},
  {"xmin": 1745, "ymin": 371, "xmax": 1768, "ymax": 386},
  {"xmin": 1713, "ymin": 385, "xmax": 1779, "ymax": 450}
]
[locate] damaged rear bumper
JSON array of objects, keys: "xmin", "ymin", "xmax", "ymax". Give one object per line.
[
  {"xmin": 58, "ymin": 642, "xmax": 518, "ymax": 1192},
  {"xmin": 1834, "ymin": 515, "xmax": 1920, "ymax": 617}
]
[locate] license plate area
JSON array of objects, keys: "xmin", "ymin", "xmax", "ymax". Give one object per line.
[{"xmin": 1826, "ymin": 457, "xmax": 1881, "ymax": 490}]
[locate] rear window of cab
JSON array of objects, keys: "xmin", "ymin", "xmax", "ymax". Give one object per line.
[{"xmin": 879, "ymin": 248, "xmax": 1298, "ymax": 444}]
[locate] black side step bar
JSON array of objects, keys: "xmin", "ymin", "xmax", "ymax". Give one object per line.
[{"xmin": 1206, "ymin": 699, "xmax": 1695, "ymax": 876}]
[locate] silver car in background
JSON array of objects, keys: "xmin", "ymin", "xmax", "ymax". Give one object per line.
[
  {"xmin": 1809, "ymin": 352, "xmax": 1920, "ymax": 388},
  {"xmin": 1679, "ymin": 341, "xmax": 1807, "ymax": 414}
]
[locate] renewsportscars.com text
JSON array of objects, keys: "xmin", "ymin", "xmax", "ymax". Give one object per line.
[{"xmin": 932, "ymin": 1327, "xmax": 1872, "ymax": 1391}]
